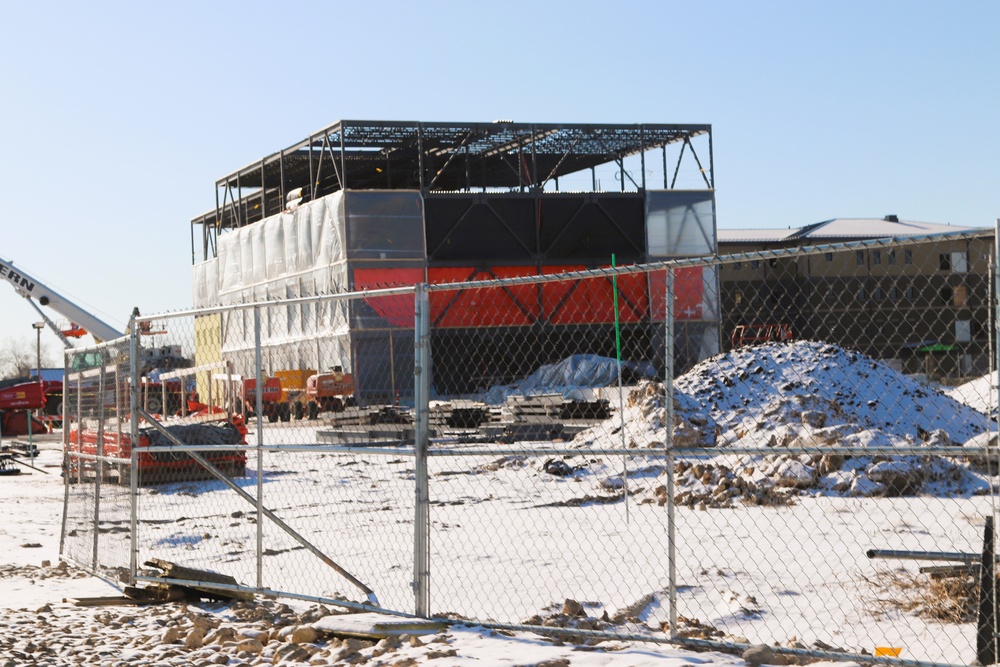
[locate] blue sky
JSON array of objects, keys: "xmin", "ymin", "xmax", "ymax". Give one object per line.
[{"xmin": 0, "ymin": 0, "xmax": 997, "ymax": 356}]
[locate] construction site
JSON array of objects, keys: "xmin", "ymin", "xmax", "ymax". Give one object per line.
[{"xmin": 2, "ymin": 119, "xmax": 998, "ymax": 667}]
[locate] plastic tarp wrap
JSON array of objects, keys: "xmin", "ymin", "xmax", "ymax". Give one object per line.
[
  {"xmin": 645, "ymin": 190, "xmax": 716, "ymax": 257},
  {"xmin": 483, "ymin": 354, "xmax": 655, "ymax": 405},
  {"xmin": 644, "ymin": 190, "xmax": 720, "ymax": 365},
  {"xmin": 191, "ymin": 260, "xmax": 220, "ymax": 308},
  {"xmin": 192, "ymin": 192, "xmax": 352, "ymax": 373}
]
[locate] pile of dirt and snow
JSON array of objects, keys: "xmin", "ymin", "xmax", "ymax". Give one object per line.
[
  {"xmin": 948, "ymin": 371, "xmax": 998, "ymax": 419},
  {"xmin": 572, "ymin": 341, "xmax": 995, "ymax": 504}
]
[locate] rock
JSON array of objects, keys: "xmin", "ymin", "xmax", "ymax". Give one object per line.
[
  {"xmin": 185, "ymin": 627, "xmax": 206, "ymax": 649},
  {"xmin": 426, "ymin": 648, "xmax": 458, "ymax": 659},
  {"xmin": 543, "ymin": 458, "xmax": 575, "ymax": 476},
  {"xmin": 672, "ymin": 420, "xmax": 702, "ymax": 447},
  {"xmin": 291, "ymin": 626, "xmax": 318, "ymax": 644},
  {"xmin": 743, "ymin": 643, "xmax": 785, "ymax": 666},
  {"xmin": 868, "ymin": 460, "xmax": 922, "ymax": 495},
  {"xmin": 850, "ymin": 474, "xmax": 884, "ymax": 497},
  {"xmin": 162, "ymin": 626, "xmax": 183, "ymax": 643},
  {"xmin": 206, "ymin": 626, "xmax": 237, "ymax": 645},
  {"xmin": 235, "ymin": 638, "xmax": 264, "ymax": 654},
  {"xmin": 561, "ymin": 599, "xmax": 585, "ymax": 617},
  {"xmin": 774, "ymin": 460, "xmax": 815, "ymax": 488},
  {"xmin": 800, "ymin": 410, "xmax": 826, "ymax": 428},
  {"xmin": 275, "ymin": 642, "xmax": 311, "ymax": 663}
]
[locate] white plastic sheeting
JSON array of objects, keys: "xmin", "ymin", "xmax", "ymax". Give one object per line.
[
  {"xmin": 483, "ymin": 354, "xmax": 656, "ymax": 405},
  {"xmin": 192, "ymin": 192, "xmax": 352, "ymax": 372},
  {"xmin": 645, "ymin": 190, "xmax": 720, "ymax": 363}
]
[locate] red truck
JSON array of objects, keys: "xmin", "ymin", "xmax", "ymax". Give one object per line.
[{"xmin": 0, "ymin": 377, "xmax": 49, "ymax": 436}]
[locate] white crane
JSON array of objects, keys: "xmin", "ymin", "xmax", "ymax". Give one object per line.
[{"xmin": 0, "ymin": 256, "xmax": 124, "ymax": 347}]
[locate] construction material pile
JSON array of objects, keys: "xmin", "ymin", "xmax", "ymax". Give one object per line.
[{"xmin": 573, "ymin": 341, "xmax": 994, "ymax": 504}]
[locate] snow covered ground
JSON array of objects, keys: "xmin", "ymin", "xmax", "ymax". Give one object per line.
[
  {"xmin": 1, "ymin": 445, "xmax": 861, "ymax": 666},
  {"xmin": 13, "ymin": 341, "xmax": 998, "ymax": 665}
]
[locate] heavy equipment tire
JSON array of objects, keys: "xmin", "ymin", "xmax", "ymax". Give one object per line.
[
  {"xmin": 307, "ymin": 401, "xmax": 319, "ymax": 420},
  {"xmin": 293, "ymin": 402, "xmax": 304, "ymax": 420},
  {"xmin": 279, "ymin": 403, "xmax": 291, "ymax": 422}
]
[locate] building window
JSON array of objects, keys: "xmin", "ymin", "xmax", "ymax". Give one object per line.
[
  {"xmin": 857, "ymin": 286, "xmax": 866, "ymax": 301},
  {"xmin": 825, "ymin": 287, "xmax": 836, "ymax": 301},
  {"xmin": 855, "ymin": 250, "xmax": 865, "ymax": 265},
  {"xmin": 905, "ymin": 285, "xmax": 915, "ymax": 299},
  {"xmin": 768, "ymin": 258, "xmax": 777, "ymax": 268},
  {"xmin": 953, "ymin": 284, "xmax": 968, "ymax": 307},
  {"xmin": 940, "ymin": 286, "xmax": 953, "ymax": 304},
  {"xmin": 733, "ymin": 261, "xmax": 742, "ymax": 270},
  {"xmin": 872, "ymin": 249, "xmax": 881, "ymax": 265},
  {"xmin": 751, "ymin": 259, "xmax": 760, "ymax": 269},
  {"xmin": 956, "ymin": 319, "xmax": 971, "ymax": 343},
  {"xmin": 873, "ymin": 287, "xmax": 883, "ymax": 300},
  {"xmin": 887, "ymin": 250, "xmax": 896, "ymax": 265},
  {"xmin": 904, "ymin": 249, "xmax": 913, "ymax": 264},
  {"xmin": 734, "ymin": 291, "xmax": 743, "ymax": 305},
  {"xmin": 952, "ymin": 251, "xmax": 968, "ymax": 273},
  {"xmin": 888, "ymin": 286, "xmax": 898, "ymax": 300},
  {"xmin": 939, "ymin": 254, "xmax": 951, "ymax": 271},
  {"xmin": 824, "ymin": 253, "xmax": 833, "ymax": 262}
]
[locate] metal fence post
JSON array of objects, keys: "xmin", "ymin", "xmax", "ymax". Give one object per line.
[
  {"xmin": 93, "ymin": 359, "xmax": 106, "ymax": 572},
  {"xmin": 664, "ymin": 267, "xmax": 678, "ymax": 642},
  {"xmin": 254, "ymin": 305, "xmax": 264, "ymax": 591},
  {"xmin": 129, "ymin": 320, "xmax": 140, "ymax": 584},
  {"xmin": 413, "ymin": 284, "xmax": 431, "ymax": 616}
]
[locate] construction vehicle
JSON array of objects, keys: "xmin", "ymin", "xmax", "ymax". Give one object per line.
[
  {"xmin": 0, "ymin": 376, "xmax": 48, "ymax": 436},
  {"xmin": 730, "ymin": 323, "xmax": 794, "ymax": 349},
  {"xmin": 242, "ymin": 367, "xmax": 356, "ymax": 422},
  {"xmin": 305, "ymin": 367, "xmax": 356, "ymax": 418},
  {"xmin": 243, "ymin": 369, "xmax": 315, "ymax": 422},
  {"xmin": 1, "ymin": 255, "xmax": 243, "ymax": 483}
]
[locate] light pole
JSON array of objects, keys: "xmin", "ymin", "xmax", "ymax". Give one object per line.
[
  {"xmin": 31, "ymin": 323, "xmax": 44, "ymax": 452},
  {"xmin": 33, "ymin": 322, "xmax": 43, "ymax": 381}
]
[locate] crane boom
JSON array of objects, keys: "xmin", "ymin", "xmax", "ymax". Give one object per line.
[{"xmin": 0, "ymin": 256, "xmax": 122, "ymax": 343}]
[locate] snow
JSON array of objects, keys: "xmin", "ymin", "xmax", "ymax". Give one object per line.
[
  {"xmin": 949, "ymin": 371, "xmax": 998, "ymax": 419},
  {"xmin": 2, "ymin": 340, "xmax": 992, "ymax": 664},
  {"xmin": 0, "ymin": 445, "xmax": 835, "ymax": 666}
]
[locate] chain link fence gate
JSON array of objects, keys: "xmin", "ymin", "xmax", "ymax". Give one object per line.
[{"xmin": 59, "ymin": 228, "xmax": 1000, "ymax": 666}]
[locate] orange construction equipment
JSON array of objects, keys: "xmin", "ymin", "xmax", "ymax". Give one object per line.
[{"xmin": 731, "ymin": 323, "xmax": 793, "ymax": 349}]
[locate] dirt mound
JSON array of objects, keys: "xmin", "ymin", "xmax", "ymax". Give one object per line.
[{"xmin": 573, "ymin": 341, "xmax": 993, "ymax": 502}]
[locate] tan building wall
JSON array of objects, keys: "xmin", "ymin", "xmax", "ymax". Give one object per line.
[{"xmin": 719, "ymin": 235, "xmax": 993, "ymax": 380}]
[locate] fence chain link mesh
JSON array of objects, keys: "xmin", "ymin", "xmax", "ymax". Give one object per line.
[{"xmin": 58, "ymin": 229, "xmax": 1000, "ymax": 666}]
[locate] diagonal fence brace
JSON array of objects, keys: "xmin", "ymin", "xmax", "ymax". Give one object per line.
[{"xmin": 136, "ymin": 409, "xmax": 379, "ymax": 606}]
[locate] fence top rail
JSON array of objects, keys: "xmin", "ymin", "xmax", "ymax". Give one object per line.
[
  {"xmin": 157, "ymin": 361, "xmax": 231, "ymax": 380},
  {"xmin": 135, "ymin": 283, "xmax": 418, "ymax": 324},
  {"xmin": 422, "ymin": 227, "xmax": 994, "ymax": 293},
  {"xmin": 137, "ymin": 227, "xmax": 993, "ymax": 322}
]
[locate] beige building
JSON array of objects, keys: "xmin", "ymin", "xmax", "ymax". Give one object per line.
[{"xmin": 718, "ymin": 216, "xmax": 992, "ymax": 381}]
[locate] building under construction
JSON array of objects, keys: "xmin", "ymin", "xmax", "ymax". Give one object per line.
[{"xmin": 190, "ymin": 120, "xmax": 719, "ymax": 400}]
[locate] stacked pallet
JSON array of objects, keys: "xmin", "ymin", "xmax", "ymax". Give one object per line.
[{"xmin": 500, "ymin": 394, "xmax": 564, "ymax": 442}]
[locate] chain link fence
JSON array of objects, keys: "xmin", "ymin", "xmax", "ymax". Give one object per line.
[
  {"xmin": 60, "ymin": 229, "xmax": 1000, "ymax": 666},
  {"xmin": 60, "ymin": 337, "xmax": 133, "ymax": 584}
]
